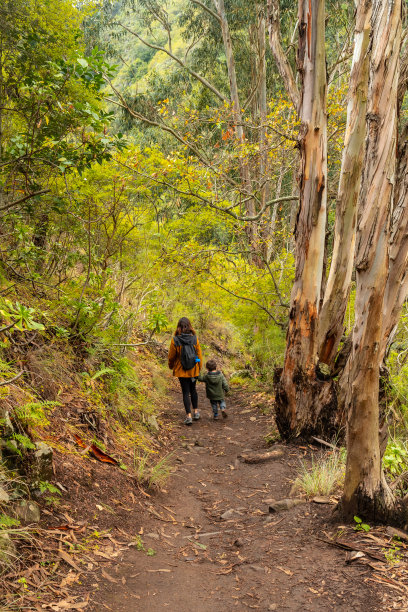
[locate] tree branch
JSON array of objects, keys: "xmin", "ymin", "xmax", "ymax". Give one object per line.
[
  {"xmin": 0, "ymin": 320, "xmax": 18, "ymax": 333},
  {"xmin": 263, "ymin": 259, "xmax": 290, "ymax": 308},
  {"xmin": 0, "ymin": 190, "xmax": 50, "ymax": 213},
  {"xmin": 117, "ymin": 157, "xmax": 297, "ymax": 222},
  {"xmin": 106, "ymin": 88, "xmax": 241, "ymax": 190},
  {"xmin": 191, "ymin": 0, "xmax": 221, "ymax": 23},
  {"xmin": 210, "ymin": 275, "xmax": 286, "ymax": 328},
  {"xmin": 0, "ymin": 370, "xmax": 23, "ymax": 386},
  {"xmin": 117, "ymin": 22, "xmax": 226, "ymax": 102},
  {"xmin": 105, "ymin": 88, "xmax": 214, "ymax": 170}
]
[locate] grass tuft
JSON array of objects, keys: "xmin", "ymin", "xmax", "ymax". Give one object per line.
[
  {"xmin": 148, "ymin": 453, "xmax": 173, "ymax": 489},
  {"xmin": 293, "ymin": 450, "xmax": 346, "ymax": 498}
]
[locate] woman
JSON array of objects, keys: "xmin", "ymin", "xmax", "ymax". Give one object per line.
[{"xmin": 168, "ymin": 317, "xmax": 202, "ymax": 425}]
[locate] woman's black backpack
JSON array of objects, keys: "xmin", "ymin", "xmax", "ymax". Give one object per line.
[{"xmin": 173, "ymin": 334, "xmax": 198, "ymax": 371}]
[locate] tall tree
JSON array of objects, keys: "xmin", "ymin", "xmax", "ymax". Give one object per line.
[
  {"xmin": 274, "ymin": 0, "xmax": 331, "ymax": 438},
  {"xmin": 317, "ymin": 0, "xmax": 372, "ymax": 366},
  {"xmin": 341, "ymin": 0, "xmax": 401, "ymax": 520}
]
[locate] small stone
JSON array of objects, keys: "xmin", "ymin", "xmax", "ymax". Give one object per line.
[
  {"xmin": 146, "ymin": 532, "xmax": 159, "ymax": 540},
  {"xmin": 33, "ymin": 442, "xmax": 53, "ymax": 481},
  {"xmin": 13, "ymin": 500, "xmax": 40, "ymax": 523},
  {"xmin": 0, "ymin": 487, "xmax": 10, "ymax": 503},
  {"xmin": 248, "ymin": 564, "xmax": 264, "ymax": 572},
  {"xmin": 1, "ymin": 410, "xmax": 14, "ymax": 437},
  {"xmin": 312, "ymin": 496, "xmax": 331, "ymax": 504},
  {"xmin": 194, "ymin": 439, "xmax": 204, "ymax": 447},
  {"xmin": 146, "ymin": 415, "xmax": 159, "ymax": 432},
  {"xmin": 269, "ymin": 604, "xmax": 278, "ymax": 611},
  {"xmin": 0, "ymin": 439, "xmax": 20, "ymax": 470},
  {"xmin": 233, "ymin": 538, "xmax": 243, "ymax": 547},
  {"xmin": 268, "ymin": 498, "xmax": 305, "ymax": 513},
  {"xmin": 221, "ymin": 509, "xmax": 241, "ymax": 520}
]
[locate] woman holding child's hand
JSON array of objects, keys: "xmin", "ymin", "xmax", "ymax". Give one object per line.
[{"xmin": 168, "ymin": 317, "xmax": 202, "ymax": 426}]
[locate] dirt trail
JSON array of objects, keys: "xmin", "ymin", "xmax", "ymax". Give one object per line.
[{"xmin": 86, "ymin": 388, "xmax": 386, "ymax": 611}]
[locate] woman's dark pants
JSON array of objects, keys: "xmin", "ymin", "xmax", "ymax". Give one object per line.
[{"xmin": 179, "ymin": 377, "xmax": 198, "ymax": 414}]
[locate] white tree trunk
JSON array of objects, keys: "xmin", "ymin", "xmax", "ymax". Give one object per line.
[
  {"xmin": 267, "ymin": 0, "xmax": 300, "ymax": 111},
  {"xmin": 341, "ymin": 0, "xmax": 401, "ymax": 521},
  {"xmin": 318, "ymin": 0, "xmax": 372, "ymax": 366}
]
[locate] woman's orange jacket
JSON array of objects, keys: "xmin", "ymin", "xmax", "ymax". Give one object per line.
[{"xmin": 168, "ymin": 336, "xmax": 202, "ymax": 377}]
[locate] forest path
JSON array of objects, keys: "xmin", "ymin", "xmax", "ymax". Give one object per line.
[{"xmin": 87, "ymin": 387, "xmax": 386, "ymax": 611}]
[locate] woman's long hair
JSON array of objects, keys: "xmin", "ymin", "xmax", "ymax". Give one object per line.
[{"xmin": 175, "ymin": 317, "xmax": 196, "ymax": 336}]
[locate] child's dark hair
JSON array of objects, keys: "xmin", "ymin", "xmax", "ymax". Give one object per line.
[{"xmin": 206, "ymin": 359, "xmax": 217, "ymax": 371}]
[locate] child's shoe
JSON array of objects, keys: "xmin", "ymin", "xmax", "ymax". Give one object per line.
[
  {"xmin": 184, "ymin": 416, "xmax": 193, "ymax": 426},
  {"xmin": 221, "ymin": 409, "xmax": 228, "ymax": 419},
  {"xmin": 193, "ymin": 410, "xmax": 200, "ymax": 421},
  {"xmin": 213, "ymin": 412, "xmax": 219, "ymax": 420}
]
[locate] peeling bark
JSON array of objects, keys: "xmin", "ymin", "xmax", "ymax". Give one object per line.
[
  {"xmin": 381, "ymin": 123, "xmax": 408, "ymax": 357},
  {"xmin": 341, "ymin": 0, "xmax": 401, "ymax": 522},
  {"xmin": 275, "ymin": 0, "xmax": 330, "ymax": 439},
  {"xmin": 318, "ymin": 0, "xmax": 371, "ymax": 367},
  {"xmin": 267, "ymin": 0, "xmax": 300, "ymax": 111}
]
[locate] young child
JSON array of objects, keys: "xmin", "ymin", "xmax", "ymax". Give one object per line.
[{"xmin": 198, "ymin": 359, "xmax": 229, "ymax": 419}]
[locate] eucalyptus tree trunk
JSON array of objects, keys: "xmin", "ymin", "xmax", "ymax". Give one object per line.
[
  {"xmin": 274, "ymin": 0, "xmax": 334, "ymax": 439},
  {"xmin": 258, "ymin": 6, "xmax": 269, "ymax": 210},
  {"xmin": 341, "ymin": 0, "xmax": 401, "ymax": 521},
  {"xmin": 380, "ymin": 125, "xmax": 408, "ymax": 357},
  {"xmin": 213, "ymin": 0, "xmax": 256, "ymax": 231},
  {"xmin": 318, "ymin": 0, "xmax": 371, "ymax": 366},
  {"xmin": 267, "ymin": 0, "xmax": 300, "ymax": 111},
  {"xmin": 380, "ymin": 49, "xmax": 408, "ymax": 358}
]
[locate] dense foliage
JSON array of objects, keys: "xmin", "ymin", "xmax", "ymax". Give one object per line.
[{"xmin": 1, "ymin": 0, "xmax": 408, "ymax": 535}]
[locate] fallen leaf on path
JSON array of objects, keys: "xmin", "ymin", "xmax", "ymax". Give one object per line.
[
  {"xmin": 48, "ymin": 524, "xmax": 82, "ymax": 531},
  {"xmin": 101, "ymin": 569, "xmax": 119, "ymax": 583},
  {"xmin": 60, "ymin": 571, "xmax": 79, "ymax": 588},
  {"xmin": 58, "ymin": 549, "xmax": 81, "ymax": 572},
  {"xmin": 277, "ymin": 566, "xmax": 293, "ymax": 576},
  {"xmin": 47, "ymin": 599, "xmax": 88, "ymax": 610},
  {"xmin": 146, "ymin": 569, "xmax": 172, "ymax": 573},
  {"xmin": 309, "ymin": 587, "xmax": 320, "ymax": 594},
  {"xmin": 366, "ymin": 576, "xmax": 406, "ymax": 592},
  {"xmin": 93, "ymin": 549, "xmax": 118, "ymax": 559},
  {"xmin": 73, "ymin": 434, "xmax": 119, "ymax": 465}
]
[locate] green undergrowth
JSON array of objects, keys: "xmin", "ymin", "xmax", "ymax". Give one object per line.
[{"xmin": 0, "ymin": 270, "xmax": 250, "ymax": 580}]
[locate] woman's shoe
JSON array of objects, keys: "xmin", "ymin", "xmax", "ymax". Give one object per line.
[
  {"xmin": 221, "ymin": 409, "xmax": 228, "ymax": 419},
  {"xmin": 184, "ymin": 416, "xmax": 193, "ymax": 425},
  {"xmin": 193, "ymin": 411, "xmax": 200, "ymax": 421}
]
